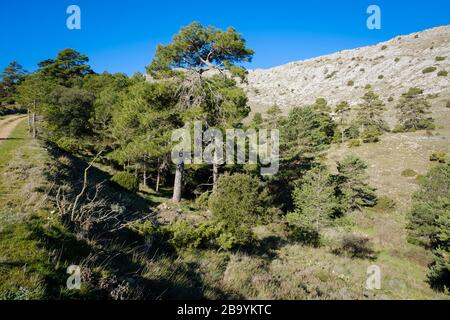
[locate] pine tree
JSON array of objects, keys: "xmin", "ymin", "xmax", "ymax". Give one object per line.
[
  {"xmin": 337, "ymin": 155, "xmax": 377, "ymax": 212},
  {"xmin": 355, "ymin": 90, "xmax": 387, "ymax": 142},
  {"xmin": 0, "ymin": 61, "xmax": 28, "ymax": 104},
  {"xmin": 335, "ymin": 101, "xmax": 351, "ymax": 143},
  {"xmin": 147, "ymin": 22, "xmax": 254, "ymax": 202},
  {"xmin": 395, "ymin": 87, "xmax": 434, "ymax": 131},
  {"xmin": 287, "ymin": 166, "xmax": 339, "ymax": 236}
]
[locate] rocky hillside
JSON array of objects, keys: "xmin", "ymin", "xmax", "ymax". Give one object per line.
[{"xmin": 245, "ymin": 25, "xmax": 450, "ymax": 113}]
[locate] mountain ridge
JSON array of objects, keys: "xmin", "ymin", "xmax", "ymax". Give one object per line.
[{"xmin": 244, "ymin": 25, "xmax": 450, "ymax": 113}]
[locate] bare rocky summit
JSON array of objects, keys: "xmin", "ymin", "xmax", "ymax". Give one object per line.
[{"xmin": 244, "ymin": 25, "xmax": 450, "ymax": 113}]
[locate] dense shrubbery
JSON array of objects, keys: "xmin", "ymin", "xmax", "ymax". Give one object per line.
[
  {"xmin": 395, "ymin": 87, "xmax": 434, "ymax": 132},
  {"xmin": 407, "ymin": 164, "xmax": 450, "ymax": 290},
  {"xmin": 111, "ymin": 171, "xmax": 139, "ymax": 192},
  {"xmin": 430, "ymin": 151, "xmax": 447, "ymax": 163},
  {"xmin": 337, "ymin": 155, "xmax": 377, "ymax": 212},
  {"xmin": 208, "ymin": 173, "xmax": 278, "ymax": 248},
  {"xmin": 422, "ymin": 66, "xmax": 437, "ymax": 74}
]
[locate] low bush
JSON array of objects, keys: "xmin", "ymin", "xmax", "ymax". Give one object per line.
[
  {"xmin": 381, "ymin": 45, "xmax": 388, "ymax": 50},
  {"xmin": 437, "ymin": 70, "xmax": 448, "ymax": 77},
  {"xmin": 56, "ymin": 137, "xmax": 80, "ymax": 154},
  {"xmin": 447, "ymin": 100, "xmax": 450, "ymax": 108},
  {"xmin": 348, "ymin": 139, "xmax": 361, "ymax": 148},
  {"xmin": 430, "ymin": 151, "xmax": 446, "ymax": 163},
  {"xmin": 435, "ymin": 56, "xmax": 446, "ymax": 62},
  {"xmin": 422, "ymin": 67, "xmax": 437, "ymax": 74},
  {"xmin": 195, "ymin": 192, "xmax": 210, "ymax": 210},
  {"xmin": 111, "ymin": 171, "xmax": 139, "ymax": 192},
  {"xmin": 334, "ymin": 234, "xmax": 375, "ymax": 259},
  {"xmin": 374, "ymin": 196, "xmax": 396, "ymax": 211},
  {"xmin": 361, "ymin": 127, "xmax": 381, "ymax": 143},
  {"xmin": 347, "ymin": 80, "xmax": 354, "ymax": 86},
  {"xmin": 401, "ymin": 168, "xmax": 418, "ymax": 177}
]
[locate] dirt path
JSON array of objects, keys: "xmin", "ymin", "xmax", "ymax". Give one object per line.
[{"xmin": 0, "ymin": 115, "xmax": 27, "ymax": 144}]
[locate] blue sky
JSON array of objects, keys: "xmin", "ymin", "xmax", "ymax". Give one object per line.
[{"xmin": 1, "ymin": 0, "xmax": 449, "ymax": 75}]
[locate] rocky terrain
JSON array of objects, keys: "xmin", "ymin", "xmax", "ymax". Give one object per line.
[{"xmin": 244, "ymin": 25, "xmax": 450, "ymax": 114}]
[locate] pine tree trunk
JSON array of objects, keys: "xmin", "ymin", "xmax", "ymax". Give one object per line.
[
  {"xmin": 213, "ymin": 162, "xmax": 219, "ymax": 189},
  {"xmin": 213, "ymin": 151, "xmax": 220, "ymax": 189},
  {"xmin": 32, "ymin": 100, "xmax": 37, "ymax": 139},
  {"xmin": 32, "ymin": 112, "xmax": 36, "ymax": 139},
  {"xmin": 156, "ymin": 158, "xmax": 161, "ymax": 193},
  {"xmin": 156, "ymin": 169, "xmax": 161, "ymax": 193},
  {"xmin": 172, "ymin": 161, "xmax": 184, "ymax": 203},
  {"xmin": 143, "ymin": 161, "xmax": 148, "ymax": 187}
]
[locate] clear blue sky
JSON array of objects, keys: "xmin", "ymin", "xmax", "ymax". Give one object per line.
[{"xmin": 1, "ymin": 0, "xmax": 449, "ymax": 75}]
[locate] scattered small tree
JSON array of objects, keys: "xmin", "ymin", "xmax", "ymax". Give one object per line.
[
  {"xmin": 337, "ymin": 155, "xmax": 377, "ymax": 212},
  {"xmin": 355, "ymin": 90, "xmax": 387, "ymax": 142},
  {"xmin": 208, "ymin": 173, "xmax": 274, "ymax": 248},
  {"xmin": 395, "ymin": 87, "xmax": 434, "ymax": 132},
  {"xmin": 287, "ymin": 166, "xmax": 339, "ymax": 237},
  {"xmin": 0, "ymin": 61, "xmax": 28, "ymax": 104}
]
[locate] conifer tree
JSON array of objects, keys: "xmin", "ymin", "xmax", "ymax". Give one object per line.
[{"xmin": 395, "ymin": 87, "xmax": 434, "ymax": 131}]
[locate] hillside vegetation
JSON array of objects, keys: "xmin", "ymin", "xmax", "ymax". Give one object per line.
[{"xmin": 0, "ymin": 23, "xmax": 449, "ymax": 300}]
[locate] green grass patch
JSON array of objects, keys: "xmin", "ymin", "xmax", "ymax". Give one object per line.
[{"xmin": 0, "ymin": 119, "xmax": 28, "ymax": 170}]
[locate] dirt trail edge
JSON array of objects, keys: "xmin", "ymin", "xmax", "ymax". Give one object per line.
[{"xmin": 0, "ymin": 115, "xmax": 27, "ymax": 144}]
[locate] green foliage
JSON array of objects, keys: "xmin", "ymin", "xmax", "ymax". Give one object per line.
[
  {"xmin": 165, "ymin": 220, "xmax": 223, "ymax": 249},
  {"xmin": 251, "ymin": 112, "xmax": 263, "ymax": 127},
  {"xmin": 395, "ymin": 87, "xmax": 434, "ymax": 132},
  {"xmin": 312, "ymin": 98, "xmax": 331, "ymax": 112},
  {"xmin": 435, "ymin": 56, "xmax": 446, "ymax": 62},
  {"xmin": 287, "ymin": 166, "xmax": 339, "ymax": 237},
  {"xmin": 147, "ymin": 22, "xmax": 254, "ymax": 80},
  {"xmin": 37, "ymin": 49, "xmax": 93, "ymax": 85},
  {"xmin": 15, "ymin": 74, "xmax": 55, "ymax": 113},
  {"xmin": 428, "ymin": 210, "xmax": 450, "ymax": 290},
  {"xmin": 337, "ymin": 155, "xmax": 377, "ymax": 212},
  {"xmin": 356, "ymin": 90, "xmax": 387, "ymax": 133},
  {"xmin": 394, "ymin": 57, "xmax": 400, "ymax": 63},
  {"xmin": 266, "ymin": 104, "xmax": 282, "ymax": 129},
  {"xmin": 208, "ymin": 173, "xmax": 274, "ymax": 247},
  {"xmin": 381, "ymin": 45, "xmax": 388, "ymax": 50},
  {"xmin": 447, "ymin": 100, "xmax": 450, "ymax": 109},
  {"xmin": 360, "ymin": 126, "xmax": 382, "ymax": 143},
  {"xmin": 374, "ymin": 196, "xmax": 396, "ymax": 211},
  {"xmin": 46, "ymin": 87, "xmax": 95, "ymax": 137},
  {"xmin": 195, "ymin": 192, "xmax": 211, "ymax": 210},
  {"xmin": 111, "ymin": 171, "xmax": 139, "ymax": 192},
  {"xmin": 364, "ymin": 84, "xmax": 372, "ymax": 90},
  {"xmin": 56, "ymin": 137, "xmax": 80, "ymax": 153},
  {"xmin": 347, "ymin": 80, "xmax": 354, "ymax": 86},
  {"xmin": 0, "ymin": 61, "xmax": 28, "ymax": 103},
  {"xmin": 348, "ymin": 139, "xmax": 361, "ymax": 148},
  {"xmin": 378, "ymin": 75, "xmax": 384, "ymax": 79},
  {"xmin": 388, "ymin": 97, "xmax": 394, "ymax": 102},
  {"xmin": 407, "ymin": 164, "xmax": 450, "ymax": 290},
  {"xmin": 407, "ymin": 164, "xmax": 450, "ymax": 246},
  {"xmin": 437, "ymin": 70, "xmax": 448, "ymax": 77},
  {"xmin": 334, "ymin": 234, "xmax": 375, "ymax": 259},
  {"xmin": 430, "ymin": 151, "xmax": 446, "ymax": 163},
  {"xmin": 401, "ymin": 168, "xmax": 418, "ymax": 177},
  {"xmin": 280, "ymin": 105, "xmax": 335, "ymax": 160},
  {"xmin": 422, "ymin": 66, "xmax": 437, "ymax": 74}
]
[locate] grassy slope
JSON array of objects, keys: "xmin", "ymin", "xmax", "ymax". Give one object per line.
[{"xmin": 1, "ymin": 98, "xmax": 449, "ymax": 299}]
